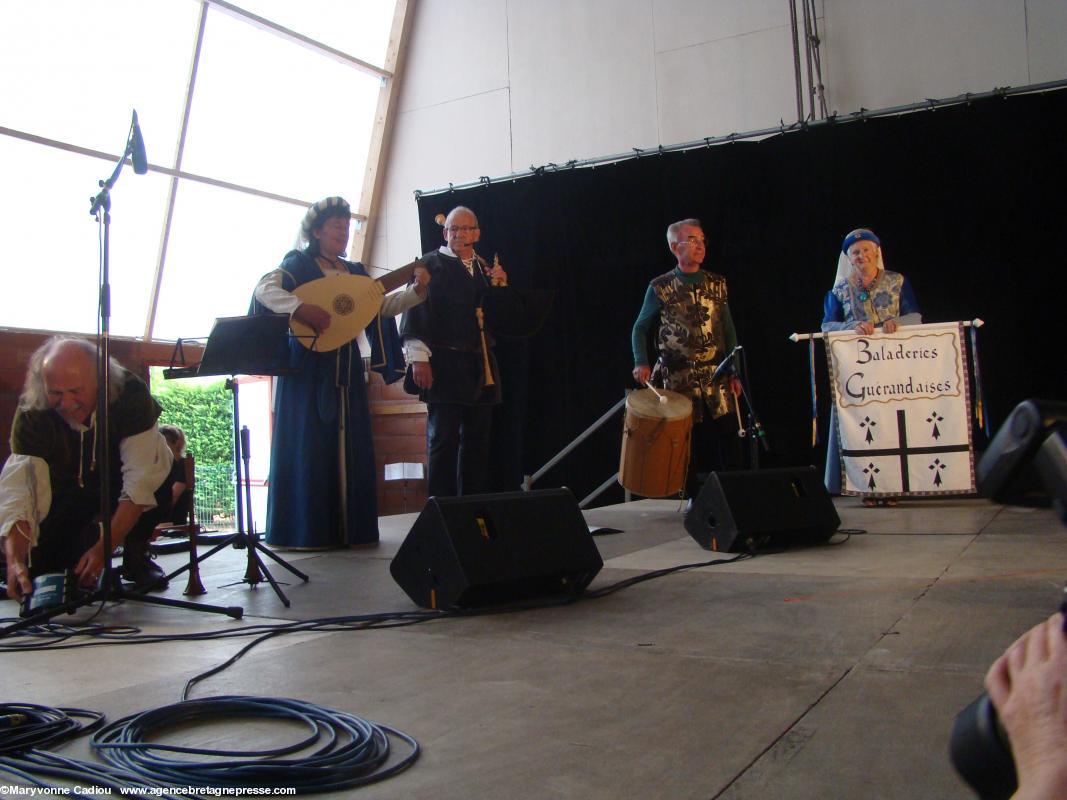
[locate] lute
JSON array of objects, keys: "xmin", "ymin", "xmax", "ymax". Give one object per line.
[{"xmin": 289, "ymin": 260, "xmax": 420, "ymax": 352}]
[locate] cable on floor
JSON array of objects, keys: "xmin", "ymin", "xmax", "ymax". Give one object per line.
[
  {"xmin": 92, "ymin": 695, "xmax": 420, "ymax": 793},
  {"xmin": 1, "ymin": 546, "xmax": 769, "ymax": 697},
  {"xmin": 0, "ymin": 548, "xmax": 771, "ymax": 792},
  {"xmin": 0, "ymin": 702, "xmax": 103, "ymax": 755},
  {"xmin": 584, "ymin": 552, "xmax": 753, "ymax": 599},
  {"xmin": 0, "ymin": 748, "xmax": 188, "ymax": 800}
]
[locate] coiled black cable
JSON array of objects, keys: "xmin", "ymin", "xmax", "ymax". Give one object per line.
[
  {"xmin": 0, "ymin": 702, "xmax": 103, "ymax": 754},
  {"xmin": 0, "ymin": 749, "xmax": 188, "ymax": 800},
  {"xmin": 92, "ymin": 695, "xmax": 419, "ymax": 793}
]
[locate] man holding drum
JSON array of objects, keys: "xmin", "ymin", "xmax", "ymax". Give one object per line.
[{"xmin": 630, "ymin": 218, "xmax": 743, "ymax": 499}]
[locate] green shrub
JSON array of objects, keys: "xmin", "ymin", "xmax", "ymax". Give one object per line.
[{"xmin": 151, "ymin": 370, "xmax": 236, "ymax": 525}]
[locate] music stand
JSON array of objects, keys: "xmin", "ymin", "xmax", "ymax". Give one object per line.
[{"xmin": 163, "ymin": 314, "xmax": 310, "ymax": 607}]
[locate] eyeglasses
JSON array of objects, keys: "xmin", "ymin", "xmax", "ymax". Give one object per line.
[
  {"xmin": 680, "ymin": 237, "xmax": 706, "ymax": 246},
  {"xmin": 447, "ymin": 225, "xmax": 478, "ymax": 234}
]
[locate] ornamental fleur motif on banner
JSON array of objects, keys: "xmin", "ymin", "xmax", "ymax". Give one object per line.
[
  {"xmin": 860, "ymin": 415, "xmax": 877, "ymax": 444},
  {"xmin": 929, "ymin": 457, "xmax": 947, "ymax": 487},
  {"xmin": 927, "ymin": 410, "xmax": 944, "ymax": 440}
]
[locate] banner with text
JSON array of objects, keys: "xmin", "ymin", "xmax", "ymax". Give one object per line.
[{"xmin": 826, "ymin": 322, "xmax": 975, "ymax": 496}]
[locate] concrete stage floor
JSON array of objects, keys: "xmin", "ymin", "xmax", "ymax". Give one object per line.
[{"xmin": 2, "ymin": 495, "xmax": 1065, "ymax": 799}]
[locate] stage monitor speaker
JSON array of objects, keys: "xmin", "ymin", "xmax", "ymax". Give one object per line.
[
  {"xmin": 1037, "ymin": 429, "xmax": 1067, "ymax": 523},
  {"xmin": 390, "ymin": 488, "xmax": 603, "ymax": 610},
  {"xmin": 976, "ymin": 398, "xmax": 1067, "ymax": 505},
  {"xmin": 683, "ymin": 466, "xmax": 840, "ymax": 553}
]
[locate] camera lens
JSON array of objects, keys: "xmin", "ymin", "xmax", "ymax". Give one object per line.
[{"xmin": 949, "ymin": 692, "xmax": 1017, "ymax": 800}]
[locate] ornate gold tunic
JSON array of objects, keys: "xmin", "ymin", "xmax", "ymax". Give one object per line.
[{"xmin": 651, "ymin": 269, "xmax": 736, "ymax": 421}]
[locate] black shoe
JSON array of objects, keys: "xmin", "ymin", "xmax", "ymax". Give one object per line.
[{"xmin": 122, "ymin": 554, "xmax": 169, "ymax": 592}]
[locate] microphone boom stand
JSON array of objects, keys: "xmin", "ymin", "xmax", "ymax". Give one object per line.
[
  {"xmin": 1, "ymin": 116, "xmax": 243, "ymax": 638},
  {"xmin": 710, "ymin": 345, "xmax": 770, "ymax": 470}
]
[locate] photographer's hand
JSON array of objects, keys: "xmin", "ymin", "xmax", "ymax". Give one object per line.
[{"xmin": 985, "ymin": 612, "xmax": 1067, "ymax": 800}]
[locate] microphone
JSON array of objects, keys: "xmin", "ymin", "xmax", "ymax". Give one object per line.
[
  {"xmin": 709, "ymin": 345, "xmax": 742, "ymax": 383},
  {"xmin": 130, "ymin": 110, "xmax": 148, "ymax": 175}
]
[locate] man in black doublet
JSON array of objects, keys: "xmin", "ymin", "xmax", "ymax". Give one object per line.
[{"xmin": 400, "ymin": 206, "xmax": 510, "ymax": 497}]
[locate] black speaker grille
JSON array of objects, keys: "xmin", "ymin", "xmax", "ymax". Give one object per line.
[{"xmin": 390, "ymin": 489, "xmax": 603, "ymax": 608}]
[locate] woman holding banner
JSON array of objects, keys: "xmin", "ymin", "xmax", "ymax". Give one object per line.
[{"xmin": 821, "ymin": 228, "xmax": 922, "ymax": 505}]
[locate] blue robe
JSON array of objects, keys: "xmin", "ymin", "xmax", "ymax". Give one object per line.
[
  {"xmin": 820, "ymin": 269, "xmax": 921, "ymax": 494},
  {"xmin": 250, "ymin": 250, "xmax": 405, "ymax": 547}
]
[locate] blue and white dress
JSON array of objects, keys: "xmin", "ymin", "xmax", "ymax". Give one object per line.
[{"xmin": 821, "ymin": 269, "xmax": 921, "ymax": 494}]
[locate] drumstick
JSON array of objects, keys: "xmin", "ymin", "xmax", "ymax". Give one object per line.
[{"xmin": 645, "ymin": 383, "xmax": 669, "ymax": 404}]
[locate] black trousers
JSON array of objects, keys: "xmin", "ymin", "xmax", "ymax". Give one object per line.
[
  {"xmin": 26, "ymin": 491, "xmax": 160, "ymax": 579},
  {"xmin": 685, "ymin": 412, "xmax": 744, "ymax": 498},
  {"xmin": 426, "ymin": 402, "xmax": 493, "ymax": 498}
]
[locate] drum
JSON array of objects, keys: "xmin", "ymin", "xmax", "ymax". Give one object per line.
[{"xmin": 619, "ymin": 388, "xmax": 693, "ymax": 498}]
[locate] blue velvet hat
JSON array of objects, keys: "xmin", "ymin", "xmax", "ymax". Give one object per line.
[{"xmin": 841, "ymin": 228, "xmax": 880, "ymax": 253}]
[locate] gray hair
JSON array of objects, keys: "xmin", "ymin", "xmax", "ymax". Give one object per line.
[
  {"xmin": 19, "ymin": 336, "xmax": 125, "ymax": 411},
  {"xmin": 444, "ymin": 206, "xmax": 479, "ymax": 228},
  {"xmin": 160, "ymin": 424, "xmax": 186, "ymax": 456},
  {"xmin": 666, "ymin": 218, "xmax": 703, "ymax": 245}
]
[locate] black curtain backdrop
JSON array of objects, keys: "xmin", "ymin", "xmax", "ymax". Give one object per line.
[{"xmin": 414, "ymin": 89, "xmax": 1067, "ymax": 506}]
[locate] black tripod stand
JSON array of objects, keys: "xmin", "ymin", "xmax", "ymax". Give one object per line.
[
  {"xmin": 161, "ymin": 314, "xmax": 309, "ymax": 608},
  {"xmin": 732, "ymin": 346, "xmax": 770, "ymax": 468},
  {"xmin": 1, "ymin": 113, "xmax": 243, "ymax": 639}
]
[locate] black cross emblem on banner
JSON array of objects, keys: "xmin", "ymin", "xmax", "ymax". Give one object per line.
[{"xmin": 842, "ymin": 409, "xmax": 969, "ymax": 492}]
